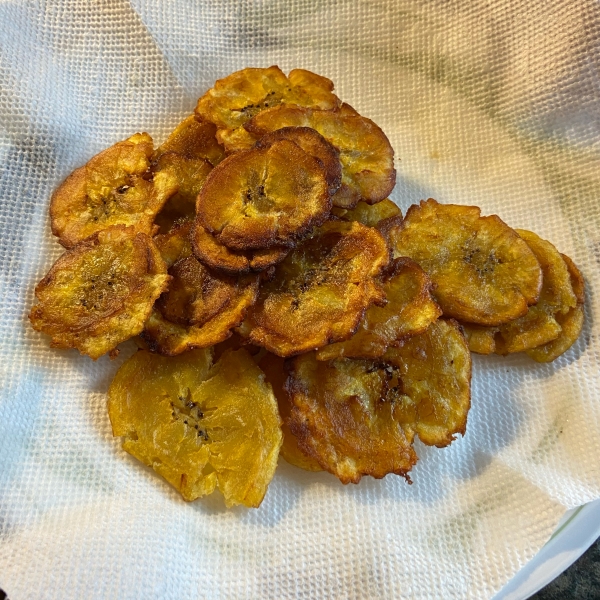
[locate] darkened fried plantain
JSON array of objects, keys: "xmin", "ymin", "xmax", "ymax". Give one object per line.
[
  {"xmin": 192, "ymin": 223, "xmax": 289, "ymax": 276},
  {"xmin": 462, "ymin": 230, "xmax": 578, "ymax": 356},
  {"xmin": 286, "ymin": 319, "xmax": 470, "ymax": 483},
  {"xmin": 107, "ymin": 347, "xmax": 282, "ymax": 507},
  {"xmin": 286, "ymin": 352, "xmax": 417, "ymax": 484},
  {"xmin": 195, "ymin": 66, "xmax": 341, "ymax": 151},
  {"xmin": 255, "ymin": 127, "xmax": 342, "ymax": 197},
  {"xmin": 526, "ymin": 253, "xmax": 585, "ymax": 363},
  {"xmin": 256, "ymin": 352, "xmax": 322, "ymax": 472},
  {"xmin": 50, "ymin": 133, "xmax": 178, "ymax": 247},
  {"xmin": 151, "ymin": 116, "xmax": 224, "ymax": 232},
  {"xmin": 245, "ymin": 105, "xmax": 396, "ymax": 208},
  {"xmin": 195, "ymin": 139, "xmax": 331, "ymax": 251},
  {"xmin": 316, "ymin": 257, "xmax": 441, "ymax": 360},
  {"xmin": 383, "ymin": 319, "xmax": 471, "ymax": 447},
  {"xmin": 29, "ymin": 225, "xmax": 169, "ymax": 359},
  {"xmin": 142, "ymin": 220, "xmax": 259, "ymax": 355},
  {"xmin": 237, "ymin": 220, "xmax": 390, "ymax": 357},
  {"xmin": 390, "ymin": 199, "xmax": 542, "ymax": 325}
]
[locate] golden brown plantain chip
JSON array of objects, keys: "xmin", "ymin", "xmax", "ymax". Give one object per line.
[
  {"xmin": 196, "ymin": 139, "xmax": 331, "ymax": 251},
  {"xmin": 245, "ymin": 105, "xmax": 396, "ymax": 208},
  {"xmin": 390, "ymin": 199, "xmax": 542, "ymax": 326},
  {"xmin": 195, "ymin": 66, "xmax": 340, "ymax": 151},
  {"xmin": 255, "ymin": 127, "xmax": 342, "ymax": 196},
  {"xmin": 382, "ymin": 319, "xmax": 471, "ymax": 447},
  {"xmin": 142, "ymin": 220, "xmax": 259, "ymax": 356},
  {"xmin": 192, "ymin": 223, "xmax": 289, "ymax": 276},
  {"xmin": 316, "ymin": 257, "xmax": 442, "ymax": 360},
  {"xmin": 155, "ymin": 115, "xmax": 225, "ymax": 167},
  {"xmin": 238, "ymin": 220, "xmax": 390, "ymax": 357},
  {"xmin": 331, "ymin": 198, "xmax": 402, "ymax": 227},
  {"xmin": 29, "ymin": 225, "xmax": 170, "ymax": 359},
  {"xmin": 526, "ymin": 253, "xmax": 585, "ymax": 363},
  {"xmin": 50, "ymin": 133, "xmax": 178, "ymax": 247},
  {"xmin": 107, "ymin": 347, "xmax": 282, "ymax": 507},
  {"xmin": 286, "ymin": 319, "xmax": 470, "ymax": 483},
  {"xmin": 286, "ymin": 352, "xmax": 418, "ymax": 484},
  {"xmin": 462, "ymin": 231, "xmax": 579, "ymax": 356},
  {"xmin": 256, "ymin": 352, "xmax": 322, "ymax": 472}
]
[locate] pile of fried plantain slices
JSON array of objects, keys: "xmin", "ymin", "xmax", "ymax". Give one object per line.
[{"xmin": 29, "ymin": 67, "xmax": 586, "ymax": 507}]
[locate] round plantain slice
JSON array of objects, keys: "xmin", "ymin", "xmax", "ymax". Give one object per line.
[
  {"xmin": 237, "ymin": 220, "xmax": 390, "ymax": 357},
  {"xmin": 526, "ymin": 253, "xmax": 585, "ymax": 363},
  {"xmin": 382, "ymin": 319, "xmax": 471, "ymax": 447},
  {"xmin": 192, "ymin": 223, "xmax": 289, "ymax": 276},
  {"xmin": 245, "ymin": 105, "xmax": 396, "ymax": 208},
  {"xmin": 50, "ymin": 133, "xmax": 178, "ymax": 248},
  {"xmin": 107, "ymin": 347, "xmax": 283, "ymax": 507},
  {"xmin": 29, "ymin": 225, "xmax": 170, "ymax": 359},
  {"xmin": 462, "ymin": 232, "xmax": 579, "ymax": 356},
  {"xmin": 195, "ymin": 66, "xmax": 341, "ymax": 152},
  {"xmin": 331, "ymin": 198, "xmax": 402, "ymax": 227},
  {"xmin": 255, "ymin": 127, "xmax": 342, "ymax": 197},
  {"xmin": 256, "ymin": 352, "xmax": 323, "ymax": 472},
  {"xmin": 196, "ymin": 139, "xmax": 331, "ymax": 251},
  {"xmin": 142, "ymin": 220, "xmax": 259, "ymax": 356},
  {"xmin": 316, "ymin": 257, "xmax": 442, "ymax": 361},
  {"xmin": 286, "ymin": 352, "xmax": 418, "ymax": 484},
  {"xmin": 389, "ymin": 199, "xmax": 543, "ymax": 326}
]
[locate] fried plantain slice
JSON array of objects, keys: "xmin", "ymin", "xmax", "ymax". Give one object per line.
[
  {"xmin": 526, "ymin": 253, "xmax": 585, "ymax": 363},
  {"xmin": 256, "ymin": 352, "xmax": 323, "ymax": 472},
  {"xmin": 462, "ymin": 231, "xmax": 579, "ymax": 356},
  {"xmin": 50, "ymin": 133, "xmax": 178, "ymax": 247},
  {"xmin": 195, "ymin": 66, "xmax": 340, "ymax": 152},
  {"xmin": 286, "ymin": 352, "xmax": 417, "ymax": 484},
  {"xmin": 383, "ymin": 319, "xmax": 471, "ymax": 447},
  {"xmin": 155, "ymin": 115, "xmax": 225, "ymax": 167},
  {"xmin": 29, "ymin": 226, "xmax": 169, "ymax": 359},
  {"xmin": 192, "ymin": 223, "xmax": 289, "ymax": 276},
  {"xmin": 142, "ymin": 220, "xmax": 259, "ymax": 356},
  {"xmin": 196, "ymin": 139, "xmax": 331, "ymax": 251},
  {"xmin": 245, "ymin": 105, "xmax": 396, "ymax": 208},
  {"xmin": 331, "ymin": 198, "xmax": 402, "ymax": 227},
  {"xmin": 238, "ymin": 220, "xmax": 390, "ymax": 357},
  {"xmin": 389, "ymin": 199, "xmax": 542, "ymax": 325},
  {"xmin": 316, "ymin": 257, "xmax": 442, "ymax": 360},
  {"xmin": 255, "ymin": 127, "xmax": 342, "ymax": 197},
  {"xmin": 107, "ymin": 347, "xmax": 282, "ymax": 507}
]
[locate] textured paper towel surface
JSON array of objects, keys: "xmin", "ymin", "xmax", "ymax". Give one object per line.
[{"xmin": 1, "ymin": 1, "xmax": 599, "ymax": 598}]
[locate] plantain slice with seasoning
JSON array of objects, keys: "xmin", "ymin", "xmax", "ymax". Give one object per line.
[
  {"xmin": 29, "ymin": 225, "xmax": 170, "ymax": 359},
  {"xmin": 192, "ymin": 223, "xmax": 289, "ymax": 276},
  {"xmin": 526, "ymin": 253, "xmax": 585, "ymax": 363},
  {"xmin": 152, "ymin": 116, "xmax": 225, "ymax": 231},
  {"xmin": 286, "ymin": 352, "xmax": 418, "ymax": 484},
  {"xmin": 389, "ymin": 199, "xmax": 542, "ymax": 326},
  {"xmin": 50, "ymin": 133, "xmax": 178, "ymax": 248},
  {"xmin": 195, "ymin": 139, "xmax": 331, "ymax": 251},
  {"xmin": 142, "ymin": 220, "xmax": 259, "ymax": 356},
  {"xmin": 245, "ymin": 104, "xmax": 396, "ymax": 208},
  {"xmin": 195, "ymin": 66, "xmax": 341, "ymax": 152},
  {"xmin": 237, "ymin": 220, "xmax": 390, "ymax": 357},
  {"xmin": 461, "ymin": 230, "xmax": 578, "ymax": 356},
  {"xmin": 256, "ymin": 351, "xmax": 323, "ymax": 472},
  {"xmin": 107, "ymin": 347, "xmax": 282, "ymax": 507},
  {"xmin": 316, "ymin": 257, "xmax": 441, "ymax": 361},
  {"xmin": 286, "ymin": 319, "xmax": 471, "ymax": 483}
]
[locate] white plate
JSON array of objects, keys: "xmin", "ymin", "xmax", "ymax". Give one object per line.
[{"xmin": 493, "ymin": 500, "xmax": 600, "ymax": 599}]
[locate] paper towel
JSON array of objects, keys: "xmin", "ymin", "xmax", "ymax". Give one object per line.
[{"xmin": 0, "ymin": 1, "xmax": 599, "ymax": 598}]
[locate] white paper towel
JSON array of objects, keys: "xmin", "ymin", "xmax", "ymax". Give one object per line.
[{"xmin": 0, "ymin": 1, "xmax": 599, "ymax": 598}]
